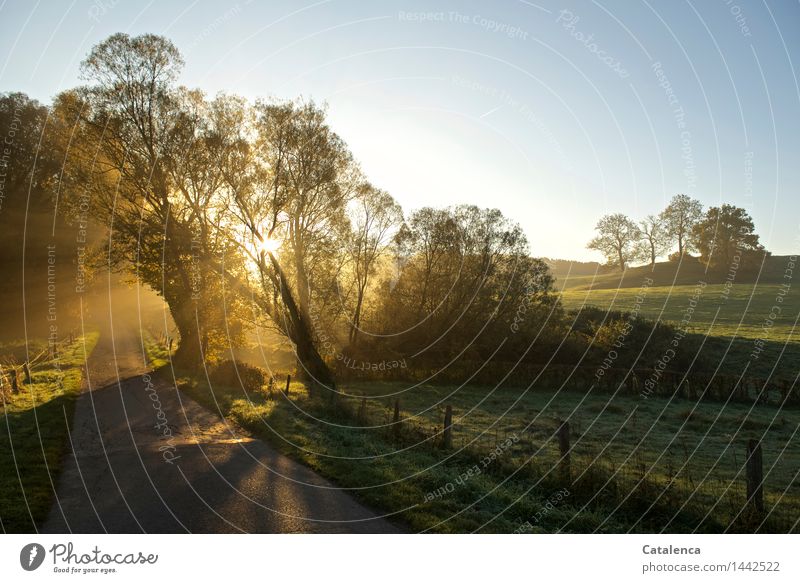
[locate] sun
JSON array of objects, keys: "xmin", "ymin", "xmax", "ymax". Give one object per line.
[{"xmin": 257, "ymin": 237, "xmax": 281, "ymax": 255}]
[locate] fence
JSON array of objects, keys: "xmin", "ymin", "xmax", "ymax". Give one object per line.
[
  {"xmin": 335, "ymin": 360, "xmax": 800, "ymax": 407},
  {"xmin": 0, "ymin": 333, "xmax": 81, "ymax": 398},
  {"xmin": 299, "ymin": 386, "xmax": 773, "ymax": 523}
]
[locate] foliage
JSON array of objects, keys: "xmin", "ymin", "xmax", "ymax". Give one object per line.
[
  {"xmin": 587, "ymin": 213, "xmax": 642, "ymax": 270},
  {"xmin": 366, "ymin": 205, "xmax": 554, "ymax": 363},
  {"xmin": 209, "ymin": 359, "xmax": 269, "ymax": 394},
  {"xmin": 637, "ymin": 214, "xmax": 670, "ymax": 266},
  {"xmin": 659, "ymin": 194, "xmax": 703, "ymax": 256},
  {"xmin": 9, "ymin": 34, "xmax": 561, "ymax": 391},
  {"xmin": 692, "ymin": 204, "xmax": 765, "ymax": 271},
  {"xmin": 53, "ymin": 34, "xmax": 250, "ymax": 367}
]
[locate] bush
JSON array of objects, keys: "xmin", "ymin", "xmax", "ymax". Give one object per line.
[{"xmin": 209, "ymin": 359, "xmax": 268, "ymax": 393}]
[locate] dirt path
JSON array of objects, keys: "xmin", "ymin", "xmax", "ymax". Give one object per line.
[{"xmin": 44, "ymin": 292, "xmax": 398, "ymax": 533}]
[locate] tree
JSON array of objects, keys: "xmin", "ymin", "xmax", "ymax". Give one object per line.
[
  {"xmin": 0, "ymin": 93, "xmax": 54, "ymax": 203},
  {"xmin": 345, "ymin": 183, "xmax": 402, "ymax": 345},
  {"xmin": 692, "ymin": 204, "xmax": 765, "ymax": 271},
  {"xmin": 587, "ymin": 213, "xmax": 641, "ymax": 271},
  {"xmin": 659, "ymin": 194, "xmax": 703, "ymax": 257},
  {"xmin": 376, "ymin": 205, "xmax": 552, "ymax": 361},
  {"xmin": 220, "ymin": 99, "xmax": 350, "ymax": 391},
  {"xmin": 392, "ymin": 207, "xmax": 461, "ymax": 324},
  {"xmin": 59, "ymin": 34, "xmax": 246, "ymax": 368},
  {"xmin": 0, "ymin": 92, "xmax": 80, "ymax": 336},
  {"xmin": 637, "ymin": 214, "xmax": 669, "ymax": 267},
  {"xmin": 258, "ymin": 100, "xmax": 358, "ymax": 325},
  {"xmin": 164, "ymin": 90, "xmax": 253, "ymax": 360}
]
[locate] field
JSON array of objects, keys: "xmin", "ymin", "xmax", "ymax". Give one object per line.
[
  {"xmin": 0, "ymin": 332, "xmax": 99, "ymax": 532},
  {"xmin": 560, "ymin": 283, "xmax": 799, "ymax": 345},
  {"xmin": 558, "ymin": 279, "xmax": 800, "ymax": 384},
  {"xmin": 172, "ymin": 371, "xmax": 800, "ymax": 533}
]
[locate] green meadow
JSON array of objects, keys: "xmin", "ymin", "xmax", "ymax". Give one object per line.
[{"xmin": 560, "ymin": 283, "xmax": 798, "ymax": 345}]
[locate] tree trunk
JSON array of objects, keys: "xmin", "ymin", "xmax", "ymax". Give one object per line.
[
  {"xmin": 293, "ymin": 241, "xmax": 312, "ymax": 322},
  {"xmin": 349, "ymin": 284, "xmax": 366, "ymax": 345},
  {"xmin": 267, "ymin": 253, "xmax": 336, "ymax": 392},
  {"xmin": 170, "ymin": 299, "xmax": 204, "ymax": 371}
]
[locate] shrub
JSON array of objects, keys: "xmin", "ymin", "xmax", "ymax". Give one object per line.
[{"xmin": 210, "ymin": 359, "xmax": 268, "ymax": 394}]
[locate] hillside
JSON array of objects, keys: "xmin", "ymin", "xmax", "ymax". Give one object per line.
[
  {"xmin": 544, "ymin": 258, "xmax": 608, "ymax": 281},
  {"xmin": 553, "ymin": 254, "xmax": 792, "ymax": 290}
]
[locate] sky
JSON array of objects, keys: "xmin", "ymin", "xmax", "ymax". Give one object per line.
[{"xmin": 2, "ymin": 0, "xmax": 799, "ymax": 261}]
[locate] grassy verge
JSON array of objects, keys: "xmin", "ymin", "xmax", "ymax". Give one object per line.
[
  {"xmin": 0, "ymin": 332, "xmax": 99, "ymax": 532},
  {"xmin": 156, "ymin": 353, "xmax": 799, "ymax": 532},
  {"xmin": 142, "ymin": 329, "xmax": 172, "ymax": 369}
]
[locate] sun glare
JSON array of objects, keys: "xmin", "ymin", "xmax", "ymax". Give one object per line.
[{"xmin": 258, "ymin": 237, "xmax": 281, "ymax": 255}]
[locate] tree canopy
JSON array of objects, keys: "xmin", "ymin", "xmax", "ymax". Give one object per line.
[
  {"xmin": 587, "ymin": 213, "xmax": 641, "ymax": 270},
  {"xmin": 21, "ymin": 33, "xmax": 559, "ymax": 390}
]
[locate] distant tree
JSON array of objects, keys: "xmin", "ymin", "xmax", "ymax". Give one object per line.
[
  {"xmin": 587, "ymin": 213, "xmax": 641, "ymax": 271},
  {"xmin": 659, "ymin": 194, "xmax": 703, "ymax": 257},
  {"xmin": 637, "ymin": 215, "xmax": 670, "ymax": 267},
  {"xmin": 345, "ymin": 184, "xmax": 402, "ymax": 345},
  {"xmin": 692, "ymin": 204, "xmax": 765, "ymax": 270}
]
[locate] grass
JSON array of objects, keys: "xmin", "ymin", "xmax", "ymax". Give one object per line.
[
  {"xmin": 0, "ymin": 332, "xmax": 99, "ymax": 532},
  {"xmin": 166, "ymin": 365, "xmax": 800, "ymax": 533},
  {"xmin": 560, "ymin": 283, "xmax": 799, "ymax": 344},
  {"xmin": 559, "ymin": 281, "xmax": 800, "ymax": 382},
  {"xmin": 143, "ymin": 330, "xmax": 172, "ymax": 369}
]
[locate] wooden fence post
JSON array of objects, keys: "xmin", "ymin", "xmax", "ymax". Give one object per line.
[
  {"xmin": 442, "ymin": 405, "xmax": 453, "ymax": 449},
  {"xmin": 558, "ymin": 420, "xmax": 571, "ymax": 482},
  {"xmin": 284, "ymin": 374, "xmax": 291, "ymax": 397},
  {"xmin": 746, "ymin": 439, "xmax": 764, "ymax": 513},
  {"xmin": 392, "ymin": 399, "xmax": 401, "ymax": 440},
  {"xmin": 358, "ymin": 398, "xmax": 367, "ymax": 424},
  {"xmin": 23, "ymin": 362, "xmax": 31, "ymax": 384},
  {"xmin": 11, "ymin": 369, "xmax": 19, "ymax": 394}
]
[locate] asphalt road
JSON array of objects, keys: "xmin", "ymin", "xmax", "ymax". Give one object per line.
[{"xmin": 44, "ymin": 293, "xmax": 399, "ymax": 533}]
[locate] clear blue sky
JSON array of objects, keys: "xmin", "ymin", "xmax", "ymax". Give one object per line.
[{"xmin": 2, "ymin": 0, "xmax": 799, "ymax": 261}]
